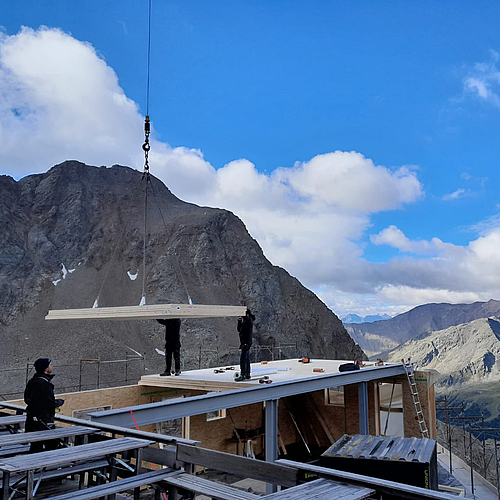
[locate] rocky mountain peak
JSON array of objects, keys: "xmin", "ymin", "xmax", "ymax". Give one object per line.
[
  {"xmin": 0, "ymin": 161, "xmax": 364, "ymax": 394},
  {"xmin": 387, "ymin": 316, "xmax": 500, "ymax": 388}
]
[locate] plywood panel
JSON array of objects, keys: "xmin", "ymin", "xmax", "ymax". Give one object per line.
[{"xmin": 46, "ymin": 304, "xmax": 247, "ymax": 321}]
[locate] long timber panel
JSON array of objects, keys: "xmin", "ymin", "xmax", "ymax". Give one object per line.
[{"xmin": 45, "ymin": 304, "xmax": 247, "ymax": 321}]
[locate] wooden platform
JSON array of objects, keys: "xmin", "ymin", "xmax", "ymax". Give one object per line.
[{"xmin": 45, "ymin": 304, "xmax": 247, "ymax": 321}]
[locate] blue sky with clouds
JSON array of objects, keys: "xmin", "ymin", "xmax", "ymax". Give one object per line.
[{"xmin": 3, "ymin": 1, "xmax": 500, "ymax": 317}]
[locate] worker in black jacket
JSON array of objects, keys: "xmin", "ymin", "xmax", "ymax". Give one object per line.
[
  {"xmin": 157, "ymin": 318, "xmax": 182, "ymax": 376},
  {"xmin": 24, "ymin": 358, "xmax": 64, "ymax": 452},
  {"xmin": 235, "ymin": 309, "xmax": 255, "ymax": 381}
]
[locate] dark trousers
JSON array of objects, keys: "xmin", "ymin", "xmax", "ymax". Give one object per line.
[
  {"xmin": 25, "ymin": 417, "xmax": 58, "ymax": 453},
  {"xmin": 240, "ymin": 344, "xmax": 251, "ymax": 378},
  {"xmin": 165, "ymin": 343, "xmax": 181, "ymax": 373}
]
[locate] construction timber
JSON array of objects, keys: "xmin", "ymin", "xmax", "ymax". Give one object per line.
[{"xmin": 45, "ymin": 304, "xmax": 247, "ymax": 321}]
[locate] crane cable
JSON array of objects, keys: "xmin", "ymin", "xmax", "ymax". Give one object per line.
[
  {"xmin": 139, "ymin": 0, "xmax": 192, "ymax": 306},
  {"xmin": 150, "ymin": 181, "xmax": 194, "ymax": 305},
  {"xmin": 142, "ymin": 0, "xmax": 152, "ymax": 178},
  {"xmin": 140, "ymin": 0, "xmax": 153, "ymax": 306}
]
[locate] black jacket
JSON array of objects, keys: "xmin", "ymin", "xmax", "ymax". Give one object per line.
[
  {"xmin": 237, "ymin": 313, "xmax": 255, "ymax": 346},
  {"xmin": 157, "ymin": 318, "xmax": 181, "ymax": 346},
  {"xmin": 24, "ymin": 373, "xmax": 57, "ymax": 423}
]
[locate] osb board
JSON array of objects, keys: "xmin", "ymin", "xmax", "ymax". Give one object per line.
[
  {"xmin": 402, "ymin": 377, "xmax": 431, "ymax": 438},
  {"xmin": 279, "ymin": 392, "xmax": 348, "ymax": 450},
  {"xmin": 46, "ymin": 304, "xmax": 247, "ymax": 321},
  {"xmin": 184, "ymin": 390, "xmax": 349, "ymax": 458},
  {"xmin": 307, "ymin": 390, "xmax": 347, "ymax": 444},
  {"xmin": 188, "ymin": 400, "xmax": 265, "ymax": 456},
  {"xmin": 9, "ymin": 384, "xmax": 146, "ymax": 430}
]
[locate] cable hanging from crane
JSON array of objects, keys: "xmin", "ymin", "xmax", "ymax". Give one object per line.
[
  {"xmin": 142, "ymin": 0, "xmax": 152, "ymax": 180},
  {"xmin": 140, "ymin": 0, "xmax": 153, "ymax": 306},
  {"xmin": 138, "ymin": 0, "xmax": 193, "ymax": 307}
]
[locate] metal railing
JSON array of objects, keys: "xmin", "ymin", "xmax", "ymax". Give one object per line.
[
  {"xmin": 436, "ymin": 396, "xmax": 500, "ymax": 498},
  {"xmin": 0, "ymin": 355, "xmax": 145, "ymax": 401}
]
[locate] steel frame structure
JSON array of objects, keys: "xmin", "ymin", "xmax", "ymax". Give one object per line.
[
  {"xmin": 90, "ymin": 364, "xmax": 405, "ymax": 427},
  {"xmin": 90, "ymin": 364, "xmax": 406, "ymax": 480}
]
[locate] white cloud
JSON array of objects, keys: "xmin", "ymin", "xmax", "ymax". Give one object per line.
[
  {"xmin": 469, "ymin": 213, "xmax": 500, "ymax": 236},
  {"xmin": 3, "ymin": 27, "xmax": 500, "ymax": 319},
  {"xmin": 370, "ymin": 225, "xmax": 445, "ymax": 255},
  {"xmin": 273, "ymin": 153, "xmax": 422, "ymax": 212},
  {"xmin": 463, "ymin": 52, "xmax": 500, "ymax": 108},
  {"xmin": 0, "ymin": 27, "xmax": 144, "ymax": 175},
  {"xmin": 378, "ymin": 286, "xmax": 482, "ymax": 308},
  {"xmin": 442, "ymin": 188, "xmax": 467, "ymax": 201}
]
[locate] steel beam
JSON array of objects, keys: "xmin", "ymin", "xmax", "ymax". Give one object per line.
[
  {"xmin": 89, "ymin": 364, "xmax": 406, "ymax": 427},
  {"xmin": 358, "ymin": 382, "xmax": 369, "ymax": 434},
  {"xmin": 265, "ymin": 399, "xmax": 279, "ymax": 494}
]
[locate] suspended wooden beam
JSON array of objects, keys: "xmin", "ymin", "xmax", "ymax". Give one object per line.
[{"xmin": 45, "ymin": 304, "xmax": 247, "ymax": 321}]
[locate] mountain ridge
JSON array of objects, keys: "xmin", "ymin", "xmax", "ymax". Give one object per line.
[
  {"xmin": 0, "ymin": 160, "xmax": 365, "ymax": 395},
  {"xmin": 345, "ymin": 299, "xmax": 500, "ymax": 356},
  {"xmin": 385, "ymin": 316, "xmax": 500, "ymax": 426}
]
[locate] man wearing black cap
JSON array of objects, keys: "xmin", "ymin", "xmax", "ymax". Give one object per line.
[{"xmin": 24, "ymin": 358, "xmax": 64, "ymax": 452}]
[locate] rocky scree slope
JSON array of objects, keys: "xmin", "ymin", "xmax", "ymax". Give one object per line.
[
  {"xmin": 386, "ymin": 316, "xmax": 500, "ymax": 426},
  {"xmin": 0, "ymin": 161, "xmax": 364, "ymax": 394},
  {"xmin": 386, "ymin": 317, "xmax": 500, "ymax": 389}
]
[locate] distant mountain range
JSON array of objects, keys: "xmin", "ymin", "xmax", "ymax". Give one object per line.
[
  {"xmin": 342, "ymin": 313, "xmax": 392, "ymax": 324},
  {"xmin": 386, "ymin": 317, "xmax": 500, "ymax": 388},
  {"xmin": 345, "ymin": 299, "xmax": 500, "ymax": 357},
  {"xmin": 386, "ymin": 316, "xmax": 500, "ymax": 426}
]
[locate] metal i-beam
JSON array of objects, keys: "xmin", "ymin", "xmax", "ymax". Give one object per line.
[
  {"xmin": 265, "ymin": 399, "xmax": 278, "ymax": 495},
  {"xmin": 89, "ymin": 364, "xmax": 406, "ymax": 427}
]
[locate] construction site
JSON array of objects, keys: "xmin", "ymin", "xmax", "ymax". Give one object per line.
[
  {"xmin": 1, "ymin": 351, "xmax": 496, "ymax": 500},
  {"xmin": 3, "ymin": 2, "xmax": 500, "ymax": 500}
]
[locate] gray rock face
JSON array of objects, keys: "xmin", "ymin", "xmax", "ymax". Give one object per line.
[
  {"xmin": 386, "ymin": 316, "xmax": 500, "ymax": 427},
  {"xmin": 0, "ymin": 161, "xmax": 364, "ymax": 394},
  {"xmin": 346, "ymin": 299, "xmax": 500, "ymax": 356}
]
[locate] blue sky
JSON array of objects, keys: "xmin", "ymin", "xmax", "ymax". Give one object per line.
[{"xmin": 2, "ymin": 1, "xmax": 500, "ymax": 317}]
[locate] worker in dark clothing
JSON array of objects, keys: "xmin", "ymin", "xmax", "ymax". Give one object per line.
[
  {"xmin": 157, "ymin": 318, "xmax": 182, "ymax": 376},
  {"xmin": 235, "ymin": 309, "xmax": 255, "ymax": 381},
  {"xmin": 24, "ymin": 358, "xmax": 64, "ymax": 453}
]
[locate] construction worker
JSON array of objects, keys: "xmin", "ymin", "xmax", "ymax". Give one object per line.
[
  {"xmin": 24, "ymin": 358, "xmax": 64, "ymax": 452},
  {"xmin": 235, "ymin": 309, "xmax": 255, "ymax": 381},
  {"xmin": 157, "ymin": 319, "xmax": 182, "ymax": 376}
]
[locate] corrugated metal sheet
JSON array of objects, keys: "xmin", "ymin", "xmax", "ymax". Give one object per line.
[{"xmin": 322, "ymin": 434, "xmax": 437, "ymax": 463}]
